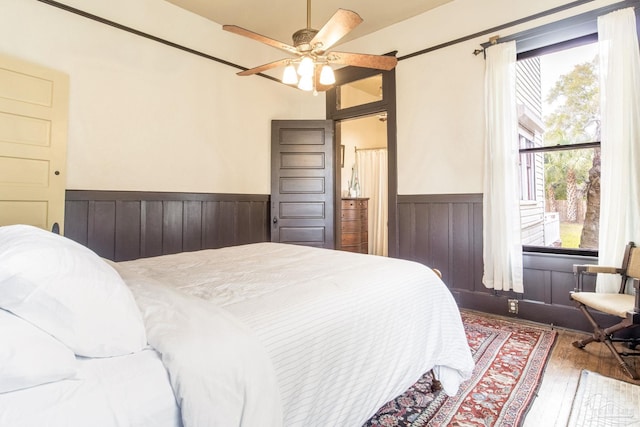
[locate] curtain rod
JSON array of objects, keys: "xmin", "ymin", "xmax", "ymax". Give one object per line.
[
  {"xmin": 34, "ymin": 0, "xmax": 280, "ymax": 83},
  {"xmin": 398, "ymin": 0, "xmax": 596, "ymax": 61},
  {"xmin": 473, "ymin": 0, "xmax": 639, "ymax": 56},
  {"xmin": 356, "ymin": 147, "xmax": 387, "ymax": 152}
]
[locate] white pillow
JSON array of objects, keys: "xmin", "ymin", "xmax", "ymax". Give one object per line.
[
  {"xmin": 0, "ymin": 224, "xmax": 147, "ymax": 357},
  {"xmin": 0, "ymin": 308, "xmax": 77, "ymax": 393}
]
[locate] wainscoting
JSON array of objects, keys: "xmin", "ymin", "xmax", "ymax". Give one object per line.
[
  {"xmin": 64, "ymin": 190, "xmax": 608, "ymax": 331},
  {"xmin": 397, "ymin": 194, "xmax": 605, "ymax": 332},
  {"xmin": 397, "ymin": 194, "xmax": 484, "ymax": 294},
  {"xmin": 64, "ymin": 190, "xmax": 270, "ymax": 261}
]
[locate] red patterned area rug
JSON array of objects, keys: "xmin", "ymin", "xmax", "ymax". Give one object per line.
[{"xmin": 364, "ymin": 310, "xmax": 557, "ymax": 427}]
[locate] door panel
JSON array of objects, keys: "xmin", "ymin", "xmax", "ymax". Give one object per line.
[
  {"xmin": 279, "ymin": 177, "xmax": 325, "ymax": 193},
  {"xmin": 271, "ymin": 120, "xmax": 334, "ymax": 248},
  {"xmin": 0, "ymin": 54, "xmax": 68, "ymax": 233}
]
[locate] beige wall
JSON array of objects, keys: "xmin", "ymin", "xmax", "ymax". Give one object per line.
[
  {"xmin": 341, "ymin": 0, "xmax": 619, "ymax": 195},
  {"xmin": 0, "ymin": 0, "xmax": 324, "ymax": 194},
  {"xmin": 340, "ymin": 116, "xmax": 387, "ymax": 194},
  {"xmin": 0, "ymin": 0, "xmax": 622, "ymax": 196}
]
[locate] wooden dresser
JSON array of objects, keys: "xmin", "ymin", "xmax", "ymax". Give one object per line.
[{"xmin": 340, "ymin": 198, "xmax": 368, "ymax": 254}]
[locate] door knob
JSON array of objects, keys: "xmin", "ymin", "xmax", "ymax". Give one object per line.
[{"xmin": 273, "ymin": 217, "xmax": 278, "ymax": 224}]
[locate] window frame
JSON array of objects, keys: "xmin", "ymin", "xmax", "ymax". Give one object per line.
[
  {"xmin": 516, "ymin": 34, "xmax": 604, "ymax": 256},
  {"xmin": 519, "ymin": 141, "xmax": 601, "ymax": 255},
  {"xmin": 518, "ymin": 135, "xmax": 537, "ymax": 201}
]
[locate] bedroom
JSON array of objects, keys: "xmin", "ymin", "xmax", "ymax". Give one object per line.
[{"xmin": 1, "ymin": 0, "xmax": 639, "ymax": 425}]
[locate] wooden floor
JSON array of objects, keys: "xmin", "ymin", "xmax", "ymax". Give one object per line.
[{"xmin": 486, "ymin": 313, "xmax": 640, "ymax": 426}]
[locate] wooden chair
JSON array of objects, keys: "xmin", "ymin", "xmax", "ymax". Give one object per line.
[{"xmin": 570, "ymin": 242, "xmax": 640, "ymax": 379}]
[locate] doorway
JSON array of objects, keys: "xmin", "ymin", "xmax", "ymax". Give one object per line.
[
  {"xmin": 339, "ymin": 114, "xmax": 388, "ymax": 256},
  {"xmin": 327, "ymin": 62, "xmax": 397, "ymax": 257}
]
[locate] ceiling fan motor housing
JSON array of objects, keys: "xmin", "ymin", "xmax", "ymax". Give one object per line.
[{"xmin": 292, "ymin": 28, "xmax": 319, "ymax": 51}]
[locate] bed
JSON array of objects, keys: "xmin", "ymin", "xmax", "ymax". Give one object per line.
[{"xmin": 0, "ymin": 224, "xmax": 474, "ymax": 427}]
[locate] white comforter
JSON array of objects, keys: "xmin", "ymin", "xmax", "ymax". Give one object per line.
[
  {"xmin": 116, "ymin": 268, "xmax": 282, "ymax": 427},
  {"xmin": 118, "ymin": 243, "xmax": 474, "ymax": 427}
]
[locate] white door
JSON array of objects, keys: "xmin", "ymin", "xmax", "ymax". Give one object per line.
[{"xmin": 0, "ymin": 54, "xmax": 69, "ymax": 233}]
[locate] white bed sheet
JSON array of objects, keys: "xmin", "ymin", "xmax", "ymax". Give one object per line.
[
  {"xmin": 0, "ymin": 348, "xmax": 181, "ymax": 427},
  {"xmin": 118, "ymin": 242, "xmax": 474, "ymax": 427},
  {"xmin": 125, "ymin": 272, "xmax": 283, "ymax": 427}
]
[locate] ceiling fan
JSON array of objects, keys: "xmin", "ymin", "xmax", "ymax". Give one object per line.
[{"xmin": 222, "ymin": 0, "xmax": 397, "ymax": 93}]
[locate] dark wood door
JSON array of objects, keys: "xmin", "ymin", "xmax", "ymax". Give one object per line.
[{"xmin": 271, "ymin": 120, "xmax": 335, "ymax": 248}]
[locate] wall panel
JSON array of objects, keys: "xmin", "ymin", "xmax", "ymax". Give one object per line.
[
  {"xmin": 65, "ymin": 190, "xmax": 270, "ymax": 261},
  {"xmin": 398, "ymin": 194, "xmax": 483, "ymax": 291},
  {"xmin": 142, "ymin": 201, "xmax": 163, "ymax": 258},
  {"xmin": 182, "ymin": 200, "xmax": 203, "ymax": 253},
  {"xmin": 396, "ymin": 193, "xmax": 605, "ymax": 331},
  {"xmin": 89, "ymin": 201, "xmax": 116, "ymax": 260},
  {"xmin": 115, "ymin": 201, "xmax": 141, "ymax": 261}
]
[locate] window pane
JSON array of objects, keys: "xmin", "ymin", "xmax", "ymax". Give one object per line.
[
  {"xmin": 540, "ymin": 43, "xmax": 600, "ymax": 146},
  {"xmin": 517, "ymin": 41, "xmax": 600, "ymax": 250},
  {"xmin": 542, "ymin": 147, "xmax": 599, "ymax": 249},
  {"xmin": 519, "ymin": 136, "xmax": 539, "ymax": 201},
  {"xmin": 337, "ymin": 74, "xmax": 382, "ymax": 110}
]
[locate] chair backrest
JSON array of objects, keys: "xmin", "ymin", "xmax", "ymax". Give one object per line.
[
  {"xmin": 621, "ymin": 242, "xmax": 640, "ymax": 293},
  {"xmin": 627, "ymin": 245, "xmax": 640, "ymax": 279}
]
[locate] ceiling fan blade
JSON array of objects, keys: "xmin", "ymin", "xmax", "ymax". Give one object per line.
[
  {"xmin": 237, "ymin": 58, "xmax": 290, "ymax": 76},
  {"xmin": 311, "ymin": 9, "xmax": 363, "ymax": 53},
  {"xmin": 330, "ymin": 52, "xmax": 398, "ymax": 70},
  {"xmin": 223, "ymin": 25, "xmax": 299, "ymax": 56}
]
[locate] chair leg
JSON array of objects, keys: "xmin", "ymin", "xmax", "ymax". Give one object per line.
[
  {"xmin": 603, "ymin": 338, "xmax": 640, "ymax": 380},
  {"xmin": 572, "ymin": 336, "xmax": 596, "ymax": 349},
  {"xmin": 572, "ymin": 304, "xmax": 602, "ymax": 349},
  {"xmin": 429, "ymin": 369, "xmax": 442, "ymax": 392},
  {"xmin": 573, "ymin": 302, "xmax": 640, "ymax": 380}
]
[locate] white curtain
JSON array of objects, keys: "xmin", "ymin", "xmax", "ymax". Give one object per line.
[
  {"xmin": 356, "ymin": 149, "xmax": 388, "ymax": 256},
  {"xmin": 482, "ymin": 41, "xmax": 524, "ymax": 293},
  {"xmin": 596, "ymin": 8, "xmax": 640, "ymax": 293}
]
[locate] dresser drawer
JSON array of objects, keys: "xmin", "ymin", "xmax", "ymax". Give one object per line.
[
  {"xmin": 341, "ymin": 199, "xmax": 367, "ymax": 209},
  {"xmin": 340, "ymin": 198, "xmax": 368, "ymax": 254},
  {"xmin": 341, "ymin": 232, "xmax": 361, "ymax": 246},
  {"xmin": 341, "ymin": 220, "xmax": 362, "ymax": 233},
  {"xmin": 341, "ymin": 209, "xmax": 362, "ymax": 220}
]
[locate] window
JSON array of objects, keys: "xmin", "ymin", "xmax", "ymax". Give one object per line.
[
  {"xmin": 516, "ymin": 40, "xmax": 600, "ymax": 251},
  {"xmin": 519, "ymin": 136, "xmax": 537, "ymax": 201},
  {"xmin": 337, "ymin": 74, "xmax": 383, "ymax": 110}
]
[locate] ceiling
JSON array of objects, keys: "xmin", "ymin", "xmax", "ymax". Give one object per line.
[{"xmin": 166, "ymin": 0, "xmax": 452, "ymax": 47}]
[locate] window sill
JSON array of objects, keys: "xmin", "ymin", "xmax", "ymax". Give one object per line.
[{"xmin": 523, "ymin": 245, "xmax": 598, "ymax": 257}]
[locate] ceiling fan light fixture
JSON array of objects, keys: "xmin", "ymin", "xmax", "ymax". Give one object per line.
[
  {"xmin": 282, "ymin": 64, "xmax": 298, "ymax": 85},
  {"xmin": 297, "ymin": 56, "xmax": 315, "ymax": 77},
  {"xmin": 319, "ymin": 65, "xmax": 335, "ymax": 85},
  {"xmin": 298, "ymin": 75, "xmax": 314, "ymax": 91},
  {"xmin": 224, "ymin": 4, "xmax": 396, "ymax": 95}
]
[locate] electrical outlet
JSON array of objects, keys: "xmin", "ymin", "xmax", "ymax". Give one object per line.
[{"xmin": 508, "ymin": 299, "xmax": 519, "ymax": 314}]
